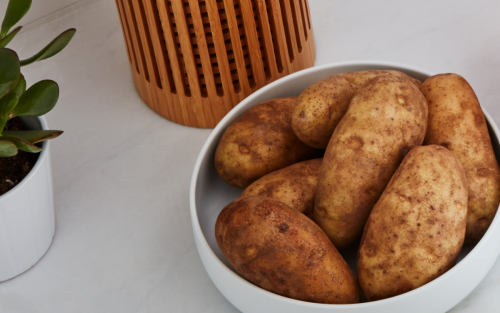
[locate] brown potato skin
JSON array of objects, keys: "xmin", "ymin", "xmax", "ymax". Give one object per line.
[
  {"xmin": 314, "ymin": 74, "xmax": 428, "ymax": 249},
  {"xmin": 291, "ymin": 75, "xmax": 356, "ymax": 149},
  {"xmin": 421, "ymin": 74, "xmax": 500, "ymax": 243},
  {"xmin": 342, "ymin": 70, "xmax": 422, "ymax": 90},
  {"xmin": 215, "ymin": 97, "xmax": 320, "ymax": 189},
  {"xmin": 241, "ymin": 158, "xmax": 322, "ymax": 219},
  {"xmin": 292, "ymin": 70, "xmax": 422, "ymax": 149},
  {"xmin": 215, "ymin": 196, "xmax": 360, "ymax": 304},
  {"xmin": 357, "ymin": 145, "xmax": 468, "ymax": 301}
]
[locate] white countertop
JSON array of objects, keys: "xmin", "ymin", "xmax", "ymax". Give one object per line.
[{"xmin": 0, "ymin": 0, "xmax": 499, "ymax": 312}]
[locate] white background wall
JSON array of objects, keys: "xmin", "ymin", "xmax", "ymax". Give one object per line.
[{"xmin": 0, "ymin": 0, "xmax": 82, "ymax": 26}]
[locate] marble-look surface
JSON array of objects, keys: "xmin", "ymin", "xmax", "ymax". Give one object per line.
[
  {"xmin": 0, "ymin": 0, "xmax": 499, "ymax": 312},
  {"xmin": 0, "ymin": 0, "xmax": 82, "ymax": 25}
]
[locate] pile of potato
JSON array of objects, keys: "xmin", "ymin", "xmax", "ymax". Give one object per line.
[{"xmin": 213, "ymin": 70, "xmax": 500, "ymax": 303}]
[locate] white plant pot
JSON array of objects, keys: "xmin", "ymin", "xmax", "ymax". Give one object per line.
[{"xmin": 0, "ymin": 116, "xmax": 54, "ymax": 282}]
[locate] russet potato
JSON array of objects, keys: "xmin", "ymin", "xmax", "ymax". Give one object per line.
[
  {"xmin": 241, "ymin": 158, "xmax": 322, "ymax": 219},
  {"xmin": 215, "ymin": 196, "xmax": 360, "ymax": 304},
  {"xmin": 420, "ymin": 73, "xmax": 500, "ymax": 243},
  {"xmin": 292, "ymin": 70, "xmax": 422, "ymax": 149},
  {"xmin": 357, "ymin": 145, "xmax": 468, "ymax": 301},
  {"xmin": 215, "ymin": 97, "xmax": 320, "ymax": 189},
  {"xmin": 314, "ymin": 74, "xmax": 428, "ymax": 249}
]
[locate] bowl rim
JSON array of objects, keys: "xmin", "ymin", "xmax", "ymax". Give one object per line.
[{"xmin": 189, "ymin": 60, "xmax": 500, "ymax": 308}]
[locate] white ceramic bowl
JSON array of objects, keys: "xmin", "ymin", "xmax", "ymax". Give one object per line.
[{"xmin": 190, "ymin": 61, "xmax": 500, "ymax": 313}]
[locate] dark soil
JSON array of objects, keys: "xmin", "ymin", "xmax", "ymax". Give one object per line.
[{"xmin": 0, "ymin": 118, "xmax": 39, "ymax": 196}]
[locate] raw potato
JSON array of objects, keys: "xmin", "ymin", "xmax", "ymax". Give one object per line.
[
  {"xmin": 315, "ymin": 74, "xmax": 428, "ymax": 249},
  {"xmin": 241, "ymin": 158, "xmax": 322, "ymax": 219},
  {"xmin": 215, "ymin": 97, "xmax": 320, "ymax": 189},
  {"xmin": 291, "ymin": 75, "xmax": 356, "ymax": 149},
  {"xmin": 421, "ymin": 74, "xmax": 500, "ymax": 243},
  {"xmin": 342, "ymin": 70, "xmax": 422, "ymax": 89},
  {"xmin": 215, "ymin": 196, "xmax": 360, "ymax": 304},
  {"xmin": 357, "ymin": 145, "xmax": 468, "ymax": 301},
  {"xmin": 292, "ymin": 70, "xmax": 423, "ymax": 149}
]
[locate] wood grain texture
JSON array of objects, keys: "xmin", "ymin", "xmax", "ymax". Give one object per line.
[{"xmin": 115, "ymin": 0, "xmax": 316, "ymax": 128}]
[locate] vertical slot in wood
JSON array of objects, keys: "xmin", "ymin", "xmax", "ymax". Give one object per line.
[
  {"xmin": 234, "ymin": 0, "xmax": 256, "ymax": 89},
  {"xmin": 264, "ymin": 0, "xmax": 283, "ymax": 73},
  {"xmin": 118, "ymin": 0, "xmax": 140, "ymax": 73},
  {"xmin": 150, "ymin": 0, "xmax": 176, "ymax": 93},
  {"xmin": 278, "ymin": 0, "xmax": 294, "ymax": 63},
  {"xmin": 217, "ymin": 0, "xmax": 241, "ymax": 93},
  {"xmin": 298, "ymin": 0, "xmax": 308, "ymax": 41},
  {"xmin": 251, "ymin": 0, "xmax": 271, "ymax": 81},
  {"xmin": 290, "ymin": 0, "xmax": 302, "ymax": 53},
  {"xmin": 166, "ymin": 1, "xmax": 191, "ymax": 96},
  {"xmin": 126, "ymin": 0, "xmax": 150, "ymax": 81},
  {"xmin": 183, "ymin": 0, "xmax": 207, "ymax": 97},
  {"xmin": 198, "ymin": 1, "xmax": 224, "ymax": 96},
  {"xmin": 115, "ymin": 0, "xmax": 132, "ymax": 64},
  {"xmin": 304, "ymin": 0, "xmax": 311, "ymax": 29},
  {"xmin": 138, "ymin": 0, "xmax": 162, "ymax": 89}
]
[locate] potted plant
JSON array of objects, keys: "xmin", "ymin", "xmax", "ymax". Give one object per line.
[{"xmin": 0, "ymin": 0, "xmax": 75, "ymax": 281}]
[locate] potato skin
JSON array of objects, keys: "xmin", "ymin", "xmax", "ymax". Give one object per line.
[
  {"xmin": 241, "ymin": 158, "xmax": 322, "ymax": 219},
  {"xmin": 215, "ymin": 196, "xmax": 360, "ymax": 304},
  {"xmin": 291, "ymin": 75, "xmax": 356, "ymax": 149},
  {"xmin": 342, "ymin": 70, "xmax": 422, "ymax": 89},
  {"xmin": 421, "ymin": 74, "xmax": 500, "ymax": 243},
  {"xmin": 314, "ymin": 74, "xmax": 428, "ymax": 249},
  {"xmin": 215, "ymin": 97, "xmax": 320, "ymax": 189},
  {"xmin": 357, "ymin": 145, "xmax": 468, "ymax": 301},
  {"xmin": 292, "ymin": 70, "xmax": 422, "ymax": 149}
]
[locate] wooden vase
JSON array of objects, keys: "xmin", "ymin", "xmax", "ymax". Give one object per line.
[{"xmin": 115, "ymin": 0, "xmax": 316, "ymax": 128}]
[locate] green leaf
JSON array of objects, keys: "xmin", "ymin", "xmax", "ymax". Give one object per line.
[
  {"xmin": 0, "ymin": 48, "xmax": 20, "ymax": 98},
  {"xmin": 0, "ymin": 0, "xmax": 31, "ymax": 38},
  {"xmin": 0, "ymin": 135, "xmax": 41, "ymax": 153},
  {"xmin": 0, "ymin": 93, "xmax": 18, "ymax": 133},
  {"xmin": 12, "ymin": 80, "xmax": 59, "ymax": 117},
  {"xmin": 3, "ymin": 130, "xmax": 63, "ymax": 143},
  {"xmin": 0, "ymin": 26, "xmax": 22, "ymax": 48},
  {"xmin": 0, "ymin": 93, "xmax": 18, "ymax": 118},
  {"xmin": 20, "ymin": 28, "xmax": 76, "ymax": 66},
  {"xmin": 0, "ymin": 74, "xmax": 25, "ymax": 133},
  {"xmin": 0, "ymin": 140, "xmax": 17, "ymax": 157},
  {"xmin": 9, "ymin": 73, "xmax": 25, "ymax": 98}
]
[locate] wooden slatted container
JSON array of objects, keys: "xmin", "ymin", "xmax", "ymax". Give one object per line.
[{"xmin": 115, "ymin": 0, "xmax": 316, "ymax": 128}]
